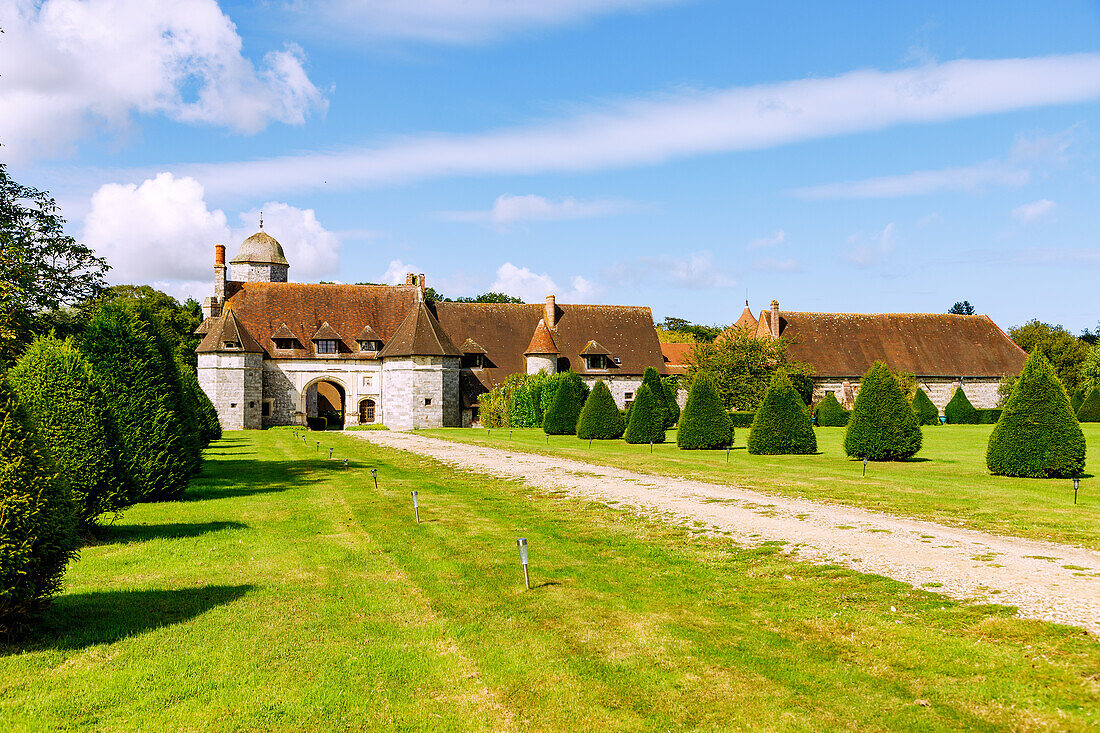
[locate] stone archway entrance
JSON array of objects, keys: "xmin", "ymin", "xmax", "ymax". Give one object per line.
[{"xmin": 305, "ymin": 379, "xmax": 345, "ymax": 429}]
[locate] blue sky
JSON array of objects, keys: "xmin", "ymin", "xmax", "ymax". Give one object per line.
[{"xmin": 3, "ymin": 0, "xmax": 1099, "ymax": 332}]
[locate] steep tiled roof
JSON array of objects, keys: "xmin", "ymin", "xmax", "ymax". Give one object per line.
[
  {"xmin": 355, "ymin": 324, "xmax": 381, "ymax": 342},
  {"xmin": 579, "ymin": 339, "xmax": 610, "ymax": 356},
  {"xmin": 660, "ymin": 342, "xmax": 694, "ymax": 376},
  {"xmin": 377, "ymin": 299, "xmax": 462, "ymax": 358},
  {"xmin": 461, "ymin": 337, "xmax": 487, "ymax": 354},
  {"xmin": 759, "ymin": 310, "xmax": 1027, "ymax": 378},
  {"xmin": 196, "ymin": 309, "xmax": 265, "ymax": 353},
  {"xmin": 271, "ymin": 322, "xmax": 298, "ymax": 340},
  {"xmin": 734, "ymin": 305, "xmax": 758, "ymax": 329},
  {"xmin": 523, "ymin": 319, "xmax": 560, "ymax": 355}
]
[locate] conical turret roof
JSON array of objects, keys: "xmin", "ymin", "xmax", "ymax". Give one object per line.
[{"xmin": 524, "ymin": 319, "xmax": 560, "ymax": 355}]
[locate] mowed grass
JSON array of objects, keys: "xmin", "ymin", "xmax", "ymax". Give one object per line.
[
  {"xmin": 0, "ymin": 430, "xmax": 1096, "ymax": 731},
  {"xmin": 421, "ymin": 424, "xmax": 1100, "ymax": 550}
]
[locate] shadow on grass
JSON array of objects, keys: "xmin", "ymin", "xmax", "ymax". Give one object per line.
[
  {"xmin": 89, "ymin": 521, "xmax": 248, "ymax": 545},
  {"xmin": 1, "ymin": 585, "xmax": 253, "ymax": 655},
  {"xmin": 182, "ymin": 457, "xmax": 351, "ymax": 502}
]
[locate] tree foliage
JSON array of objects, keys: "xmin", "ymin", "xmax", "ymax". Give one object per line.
[
  {"xmin": 676, "ymin": 374, "xmax": 732, "ymax": 450},
  {"xmin": 687, "ymin": 328, "xmax": 814, "ymax": 411},
  {"xmin": 623, "ymin": 384, "xmax": 666, "ymax": 444},
  {"xmin": 1009, "ymin": 320, "xmax": 1090, "ymax": 392},
  {"xmin": 813, "ymin": 392, "xmax": 850, "ymax": 427},
  {"xmin": 657, "ymin": 317, "xmax": 721, "ymax": 343},
  {"xmin": 640, "ymin": 367, "xmax": 671, "ymax": 428},
  {"xmin": 843, "ymin": 361, "xmax": 922, "ymax": 461},
  {"xmin": 747, "ymin": 370, "xmax": 817, "ymax": 455},
  {"xmin": 944, "ymin": 387, "xmax": 979, "ymax": 424},
  {"xmin": 1076, "ymin": 387, "xmax": 1100, "ymax": 423},
  {"xmin": 987, "ymin": 351, "xmax": 1085, "ymax": 478},
  {"xmin": 911, "ymin": 388, "xmax": 940, "ymax": 426},
  {"xmin": 661, "ymin": 376, "xmax": 681, "ymax": 427},
  {"xmin": 1080, "ymin": 343, "xmax": 1100, "ymax": 394},
  {"xmin": 948, "ymin": 301, "xmax": 976, "ymax": 315},
  {"xmin": 576, "ymin": 380, "xmax": 624, "ymax": 440}
]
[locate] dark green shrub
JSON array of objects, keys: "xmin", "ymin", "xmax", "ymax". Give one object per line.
[
  {"xmin": 7, "ymin": 336, "xmax": 134, "ymax": 526},
  {"xmin": 624, "ymin": 384, "xmax": 666, "ymax": 444},
  {"xmin": 789, "ymin": 372, "xmax": 814, "ymax": 406},
  {"xmin": 987, "ymin": 351, "xmax": 1084, "ymax": 477},
  {"xmin": 508, "ymin": 384, "xmax": 538, "ymax": 428},
  {"xmin": 747, "ymin": 371, "xmax": 817, "ymax": 455},
  {"xmin": 640, "ymin": 367, "xmax": 669, "ymax": 428},
  {"xmin": 576, "ymin": 380, "xmax": 624, "ymax": 440},
  {"xmin": 727, "ymin": 411, "xmax": 757, "ymax": 429},
  {"xmin": 911, "ymin": 388, "xmax": 940, "ymax": 426},
  {"xmin": 80, "ymin": 303, "xmax": 194, "ymax": 501},
  {"xmin": 944, "ymin": 387, "xmax": 979, "ymax": 424},
  {"xmin": 844, "ymin": 361, "xmax": 922, "ymax": 461},
  {"xmin": 543, "ymin": 371, "xmax": 584, "ymax": 435},
  {"xmin": 677, "ymin": 374, "xmax": 732, "ymax": 449},
  {"xmin": 307, "ymin": 416, "xmax": 328, "ymax": 431},
  {"xmin": 1070, "ymin": 387, "xmax": 1086, "ymax": 414},
  {"xmin": 0, "ymin": 379, "xmax": 79, "ymax": 635},
  {"xmin": 813, "ymin": 393, "xmax": 850, "ymax": 427},
  {"xmin": 661, "ymin": 376, "xmax": 681, "ymax": 427},
  {"xmin": 1077, "ymin": 387, "xmax": 1100, "ymax": 422},
  {"xmin": 977, "ymin": 409, "xmax": 1002, "ymax": 424}
]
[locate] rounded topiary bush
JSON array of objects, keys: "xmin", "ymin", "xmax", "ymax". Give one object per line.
[
  {"xmin": 844, "ymin": 361, "xmax": 922, "ymax": 461},
  {"xmin": 576, "ymin": 380, "xmax": 624, "ymax": 440},
  {"xmin": 747, "ymin": 370, "xmax": 817, "ymax": 455},
  {"xmin": 0, "ymin": 378, "xmax": 79, "ymax": 635},
  {"xmin": 813, "ymin": 392, "xmax": 850, "ymax": 427},
  {"xmin": 677, "ymin": 374, "xmax": 732, "ymax": 449},
  {"xmin": 661, "ymin": 377, "xmax": 681, "ymax": 427},
  {"xmin": 543, "ymin": 371, "xmax": 584, "ymax": 435},
  {"xmin": 1076, "ymin": 386, "xmax": 1100, "ymax": 423},
  {"xmin": 8, "ymin": 336, "xmax": 135, "ymax": 526},
  {"xmin": 987, "ymin": 351, "xmax": 1084, "ymax": 477},
  {"xmin": 944, "ymin": 386, "xmax": 979, "ymax": 424},
  {"xmin": 911, "ymin": 388, "xmax": 940, "ymax": 426},
  {"xmin": 80, "ymin": 303, "xmax": 194, "ymax": 501},
  {"xmin": 624, "ymin": 384, "xmax": 666, "ymax": 445}
]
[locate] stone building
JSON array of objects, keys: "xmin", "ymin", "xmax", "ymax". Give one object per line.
[{"xmin": 196, "ymin": 228, "xmax": 667, "ymax": 430}]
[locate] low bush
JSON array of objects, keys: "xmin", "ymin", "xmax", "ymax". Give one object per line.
[
  {"xmin": 727, "ymin": 411, "xmax": 756, "ymax": 428},
  {"xmin": 576, "ymin": 380, "xmax": 624, "ymax": 440},
  {"xmin": 624, "ymin": 384, "xmax": 666, "ymax": 444},
  {"xmin": 747, "ymin": 371, "xmax": 817, "ymax": 455},
  {"xmin": 812, "ymin": 393, "xmax": 850, "ymax": 427},
  {"xmin": 987, "ymin": 350, "xmax": 1085, "ymax": 478},
  {"xmin": 677, "ymin": 374, "xmax": 732, "ymax": 449},
  {"xmin": 1077, "ymin": 387, "xmax": 1100, "ymax": 422},
  {"xmin": 944, "ymin": 387, "xmax": 979, "ymax": 424},
  {"xmin": 911, "ymin": 388, "xmax": 940, "ymax": 426},
  {"xmin": 0, "ymin": 379, "xmax": 79, "ymax": 635},
  {"xmin": 844, "ymin": 361, "xmax": 922, "ymax": 461}
]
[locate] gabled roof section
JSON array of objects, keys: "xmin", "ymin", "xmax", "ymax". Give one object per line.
[
  {"xmin": 271, "ymin": 322, "xmax": 298, "ymax": 340},
  {"xmin": 660, "ymin": 342, "xmax": 693, "ymax": 376},
  {"xmin": 377, "ymin": 300, "xmax": 462, "ymax": 358},
  {"xmin": 310, "ymin": 321, "xmax": 342, "ymax": 341},
  {"xmin": 523, "ymin": 319, "xmax": 560, "ymax": 355},
  {"xmin": 580, "ymin": 340, "xmax": 611, "ymax": 356},
  {"xmin": 355, "ymin": 324, "xmax": 381, "ymax": 342},
  {"xmin": 196, "ymin": 310, "xmax": 265, "ymax": 353},
  {"xmin": 461, "ymin": 337, "xmax": 488, "ymax": 354},
  {"xmin": 194, "ymin": 317, "xmax": 214, "ymax": 336}
]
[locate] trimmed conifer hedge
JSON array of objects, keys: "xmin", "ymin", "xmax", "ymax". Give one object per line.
[
  {"xmin": 1071, "ymin": 387, "xmax": 1086, "ymax": 414},
  {"xmin": 844, "ymin": 361, "xmax": 922, "ymax": 461},
  {"xmin": 543, "ymin": 371, "xmax": 585, "ymax": 435},
  {"xmin": 911, "ymin": 388, "xmax": 940, "ymax": 426},
  {"xmin": 0, "ymin": 378, "xmax": 79, "ymax": 635},
  {"xmin": 80, "ymin": 303, "xmax": 195, "ymax": 501},
  {"xmin": 188, "ymin": 363, "xmax": 222, "ymax": 442},
  {"xmin": 640, "ymin": 367, "xmax": 670, "ymax": 428},
  {"xmin": 8, "ymin": 336, "xmax": 135, "ymax": 526},
  {"xmin": 987, "ymin": 351, "xmax": 1085, "ymax": 477},
  {"xmin": 747, "ymin": 371, "xmax": 817, "ymax": 455},
  {"xmin": 508, "ymin": 384, "xmax": 538, "ymax": 428},
  {"xmin": 944, "ymin": 387, "xmax": 979, "ymax": 424},
  {"xmin": 677, "ymin": 374, "xmax": 732, "ymax": 449},
  {"xmin": 576, "ymin": 380, "xmax": 624, "ymax": 439},
  {"xmin": 624, "ymin": 384, "xmax": 666, "ymax": 444},
  {"xmin": 813, "ymin": 393, "xmax": 850, "ymax": 427},
  {"xmin": 661, "ymin": 376, "xmax": 681, "ymax": 427},
  {"xmin": 1077, "ymin": 387, "xmax": 1100, "ymax": 422}
]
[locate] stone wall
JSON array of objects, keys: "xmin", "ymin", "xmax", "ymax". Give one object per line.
[
  {"xmin": 812, "ymin": 376, "xmax": 1002, "ymax": 411},
  {"xmin": 263, "ymin": 358, "xmax": 383, "ymax": 427},
  {"xmin": 229, "ymin": 263, "xmax": 288, "ymax": 282},
  {"xmin": 198, "ymin": 351, "xmax": 262, "ymax": 430},
  {"xmin": 581, "ymin": 376, "xmax": 644, "ymax": 409},
  {"xmin": 381, "ymin": 356, "xmax": 460, "ymax": 430}
]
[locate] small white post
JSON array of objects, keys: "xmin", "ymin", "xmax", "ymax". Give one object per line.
[
  {"xmin": 412, "ymin": 490, "xmax": 420, "ymax": 523},
  {"xmin": 517, "ymin": 538, "xmax": 530, "ymax": 590}
]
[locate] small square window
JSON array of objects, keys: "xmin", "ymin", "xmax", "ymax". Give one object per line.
[
  {"xmin": 273, "ymin": 338, "xmax": 296, "ymax": 350},
  {"xmin": 613, "ymin": 356, "xmax": 621, "ymax": 364},
  {"xmin": 316, "ymin": 339, "xmax": 338, "ymax": 354},
  {"xmin": 248, "ymin": 401, "xmax": 255, "ymax": 409},
  {"xmin": 424, "ymin": 398, "xmax": 432, "ymax": 406},
  {"xmin": 230, "ymin": 402, "xmax": 237, "ymax": 408},
  {"xmin": 223, "ymin": 341, "xmax": 239, "ymax": 350},
  {"xmin": 362, "ymin": 375, "xmax": 372, "ymax": 388},
  {"xmin": 625, "ymin": 392, "xmax": 633, "ymax": 400}
]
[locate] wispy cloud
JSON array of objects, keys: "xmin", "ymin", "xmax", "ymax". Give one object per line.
[
  {"xmin": 1012, "ymin": 198, "xmax": 1056, "ymax": 224},
  {"xmin": 127, "ymin": 53, "xmax": 1100, "ymax": 198},
  {"xmin": 845, "ymin": 223, "xmax": 897, "ymax": 268},
  {"xmin": 747, "ymin": 229, "xmax": 787, "ymax": 249},
  {"xmin": 792, "ymin": 161, "xmax": 1030, "ymax": 199},
  {"xmin": 437, "ymin": 193, "xmax": 639, "ymax": 229},
  {"xmin": 603, "ymin": 251, "xmax": 735, "ymax": 289}
]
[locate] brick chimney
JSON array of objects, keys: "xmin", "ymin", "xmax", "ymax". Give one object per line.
[
  {"xmin": 544, "ymin": 295, "xmax": 556, "ymax": 329},
  {"xmin": 405, "ymin": 273, "xmax": 415, "ymax": 286},
  {"xmin": 215, "ymin": 244, "xmax": 226, "ymax": 266},
  {"xmin": 204, "ymin": 244, "xmax": 228, "ymax": 319},
  {"xmin": 769, "ymin": 299, "xmax": 780, "ymax": 339}
]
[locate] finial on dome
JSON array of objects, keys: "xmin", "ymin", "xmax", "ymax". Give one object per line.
[{"xmin": 259, "ymin": 211, "xmax": 264, "ymax": 230}]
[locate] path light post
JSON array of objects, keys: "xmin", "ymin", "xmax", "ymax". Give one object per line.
[
  {"xmin": 650, "ymin": 441, "xmax": 653, "ymax": 453},
  {"xmin": 329, "ymin": 447, "xmax": 333, "ymax": 460},
  {"xmin": 411, "ymin": 491, "xmax": 420, "ymax": 523},
  {"xmin": 371, "ymin": 468, "xmax": 378, "ymax": 490},
  {"xmin": 862, "ymin": 456, "xmax": 868, "ymax": 477},
  {"xmin": 343, "ymin": 458, "xmax": 348, "ymax": 471},
  {"xmin": 726, "ymin": 446, "xmax": 730, "ymax": 464},
  {"xmin": 316, "ymin": 441, "xmax": 320, "ymax": 451},
  {"xmin": 517, "ymin": 538, "xmax": 530, "ymax": 590},
  {"xmin": 1074, "ymin": 477, "xmax": 1080, "ymax": 505}
]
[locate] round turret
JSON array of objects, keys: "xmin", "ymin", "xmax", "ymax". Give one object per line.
[{"xmin": 230, "ymin": 227, "xmax": 289, "ymax": 282}]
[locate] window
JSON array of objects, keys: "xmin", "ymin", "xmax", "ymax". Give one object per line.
[
  {"xmin": 273, "ymin": 338, "xmax": 296, "ymax": 350},
  {"xmin": 223, "ymin": 341, "xmax": 239, "ymax": 350},
  {"xmin": 424, "ymin": 398, "xmax": 432, "ymax": 406},
  {"xmin": 248, "ymin": 401, "xmax": 255, "ymax": 409},
  {"xmin": 613, "ymin": 357, "xmax": 621, "ymax": 364},
  {"xmin": 359, "ymin": 398, "xmax": 376, "ymax": 423},
  {"xmin": 230, "ymin": 402, "xmax": 237, "ymax": 408},
  {"xmin": 261, "ymin": 400, "xmax": 271, "ymax": 417},
  {"xmin": 585, "ymin": 354, "xmax": 608, "ymax": 370},
  {"xmin": 625, "ymin": 392, "xmax": 633, "ymax": 400},
  {"xmin": 316, "ymin": 339, "xmax": 338, "ymax": 354},
  {"xmin": 462, "ymin": 354, "xmax": 485, "ymax": 369},
  {"xmin": 358, "ymin": 340, "xmax": 382, "ymax": 352}
]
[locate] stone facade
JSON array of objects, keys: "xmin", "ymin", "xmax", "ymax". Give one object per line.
[
  {"xmin": 381, "ymin": 356, "xmax": 460, "ymax": 430},
  {"xmin": 198, "ymin": 351, "xmax": 262, "ymax": 430},
  {"xmin": 812, "ymin": 376, "xmax": 1002, "ymax": 412},
  {"xmin": 526, "ymin": 354, "xmax": 557, "ymax": 375},
  {"xmin": 230, "ymin": 262, "xmax": 288, "ymax": 283},
  {"xmin": 581, "ymin": 376, "xmax": 644, "ymax": 409}
]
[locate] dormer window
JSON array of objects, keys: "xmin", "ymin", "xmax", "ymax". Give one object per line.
[
  {"xmin": 316, "ymin": 339, "xmax": 338, "ymax": 354},
  {"xmin": 462, "ymin": 353, "xmax": 486, "ymax": 369},
  {"xmin": 585, "ymin": 354, "xmax": 609, "ymax": 370},
  {"xmin": 273, "ymin": 338, "xmax": 296, "ymax": 350},
  {"xmin": 223, "ymin": 341, "xmax": 240, "ymax": 350},
  {"xmin": 358, "ymin": 340, "xmax": 383, "ymax": 352}
]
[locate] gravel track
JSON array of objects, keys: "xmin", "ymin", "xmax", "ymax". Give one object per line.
[{"xmin": 351, "ymin": 430, "xmax": 1100, "ymax": 635}]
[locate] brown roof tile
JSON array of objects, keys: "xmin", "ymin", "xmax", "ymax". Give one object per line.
[
  {"xmin": 734, "ymin": 305, "xmax": 758, "ymax": 329},
  {"xmin": 377, "ymin": 299, "xmax": 462, "ymax": 358},
  {"xmin": 311, "ymin": 321, "xmax": 342, "ymax": 341},
  {"xmin": 196, "ymin": 309, "xmax": 265, "ymax": 353},
  {"xmin": 660, "ymin": 342, "xmax": 693, "ymax": 375},
  {"xmin": 579, "ymin": 339, "xmax": 611, "ymax": 356},
  {"xmin": 524, "ymin": 319, "xmax": 560, "ymax": 355},
  {"xmin": 355, "ymin": 324, "xmax": 381, "ymax": 342},
  {"xmin": 461, "ymin": 337, "xmax": 488, "ymax": 354},
  {"xmin": 271, "ymin": 322, "xmax": 298, "ymax": 340}
]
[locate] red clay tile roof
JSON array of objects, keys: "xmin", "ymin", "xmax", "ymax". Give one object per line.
[
  {"xmin": 310, "ymin": 321, "xmax": 342, "ymax": 341},
  {"xmin": 660, "ymin": 342, "xmax": 694, "ymax": 375},
  {"xmin": 196, "ymin": 309, "xmax": 265, "ymax": 353},
  {"xmin": 733, "ymin": 305, "xmax": 758, "ymax": 329},
  {"xmin": 524, "ymin": 319, "xmax": 560, "ymax": 355},
  {"xmin": 355, "ymin": 324, "xmax": 381, "ymax": 342},
  {"xmin": 271, "ymin": 322, "xmax": 298, "ymax": 340},
  {"xmin": 759, "ymin": 310, "xmax": 1027, "ymax": 378},
  {"xmin": 377, "ymin": 299, "xmax": 462, "ymax": 358}
]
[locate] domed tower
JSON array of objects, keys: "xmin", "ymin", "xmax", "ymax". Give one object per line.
[{"xmin": 230, "ymin": 221, "xmax": 289, "ymax": 282}]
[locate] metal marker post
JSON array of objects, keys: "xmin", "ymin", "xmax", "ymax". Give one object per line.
[
  {"xmin": 589, "ymin": 438, "xmax": 593, "ymax": 449},
  {"xmin": 343, "ymin": 458, "xmax": 348, "ymax": 471},
  {"xmin": 517, "ymin": 538, "xmax": 530, "ymax": 590},
  {"xmin": 316, "ymin": 441, "xmax": 319, "ymax": 451},
  {"xmin": 412, "ymin": 491, "xmax": 420, "ymax": 523},
  {"xmin": 726, "ymin": 446, "xmax": 730, "ymax": 464},
  {"xmin": 1074, "ymin": 477, "xmax": 1080, "ymax": 505},
  {"xmin": 371, "ymin": 468, "xmax": 378, "ymax": 490},
  {"xmin": 862, "ymin": 456, "xmax": 868, "ymax": 477},
  {"xmin": 329, "ymin": 447, "xmax": 333, "ymax": 460},
  {"xmin": 650, "ymin": 441, "xmax": 653, "ymax": 453}
]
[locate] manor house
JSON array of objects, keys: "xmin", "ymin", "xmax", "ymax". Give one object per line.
[{"xmin": 196, "ymin": 228, "xmax": 666, "ymax": 430}]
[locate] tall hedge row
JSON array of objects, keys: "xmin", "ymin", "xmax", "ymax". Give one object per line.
[
  {"xmin": 944, "ymin": 387, "xmax": 978, "ymax": 424},
  {"xmin": 813, "ymin": 393, "xmax": 850, "ymax": 427},
  {"xmin": 576, "ymin": 380, "xmax": 624, "ymax": 439},
  {"xmin": 677, "ymin": 374, "xmax": 732, "ymax": 449},
  {"xmin": 624, "ymin": 384, "xmax": 666, "ymax": 444},
  {"xmin": 843, "ymin": 361, "xmax": 922, "ymax": 461},
  {"xmin": 7, "ymin": 336, "xmax": 135, "ymax": 526},
  {"xmin": 0, "ymin": 379, "xmax": 79, "ymax": 634},
  {"xmin": 180, "ymin": 358, "xmax": 221, "ymax": 443},
  {"xmin": 987, "ymin": 351, "xmax": 1084, "ymax": 478},
  {"xmin": 747, "ymin": 371, "xmax": 817, "ymax": 455},
  {"xmin": 911, "ymin": 388, "xmax": 940, "ymax": 426}
]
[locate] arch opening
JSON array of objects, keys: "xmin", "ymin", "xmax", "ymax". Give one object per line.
[{"xmin": 305, "ymin": 379, "xmax": 345, "ymax": 429}]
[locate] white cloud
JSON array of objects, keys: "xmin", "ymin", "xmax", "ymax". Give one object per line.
[
  {"xmin": 792, "ymin": 161, "xmax": 1030, "ymax": 199},
  {"xmin": 845, "ymin": 223, "xmax": 897, "ymax": 268},
  {"xmin": 490, "ymin": 263, "xmax": 599, "ymax": 302},
  {"xmin": 310, "ymin": 0, "xmax": 683, "ymax": 43},
  {"xmin": 0, "ymin": 0, "xmax": 327, "ymax": 162},
  {"xmin": 154, "ymin": 53, "xmax": 1100, "ymax": 198},
  {"xmin": 381, "ymin": 260, "xmax": 420, "ymax": 285},
  {"xmin": 234, "ymin": 203, "xmax": 341, "ymax": 280},
  {"xmin": 438, "ymin": 193, "xmax": 639, "ymax": 228},
  {"xmin": 1012, "ymin": 198, "xmax": 1056, "ymax": 224},
  {"xmin": 603, "ymin": 250, "xmax": 735, "ymax": 289},
  {"xmin": 747, "ymin": 229, "xmax": 787, "ymax": 249}
]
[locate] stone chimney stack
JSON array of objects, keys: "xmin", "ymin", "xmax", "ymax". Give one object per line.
[
  {"xmin": 405, "ymin": 273, "xmax": 415, "ymax": 286},
  {"xmin": 770, "ymin": 299, "xmax": 780, "ymax": 339},
  {"xmin": 204, "ymin": 244, "xmax": 228, "ymax": 319},
  {"xmin": 418, "ymin": 273, "xmax": 426, "ymax": 300},
  {"xmin": 544, "ymin": 295, "xmax": 556, "ymax": 329}
]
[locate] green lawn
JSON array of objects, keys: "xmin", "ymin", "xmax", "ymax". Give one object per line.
[
  {"xmin": 421, "ymin": 425, "xmax": 1100, "ymax": 550},
  {"xmin": 1, "ymin": 430, "xmax": 1097, "ymax": 731}
]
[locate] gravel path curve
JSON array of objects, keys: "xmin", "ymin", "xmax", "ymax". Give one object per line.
[{"xmin": 351, "ymin": 431, "xmax": 1100, "ymax": 635}]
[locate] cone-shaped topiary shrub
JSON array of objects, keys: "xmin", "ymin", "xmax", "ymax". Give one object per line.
[
  {"xmin": 576, "ymin": 380, "xmax": 624, "ymax": 439},
  {"xmin": 987, "ymin": 351, "xmax": 1085, "ymax": 477},
  {"xmin": 80, "ymin": 303, "xmax": 194, "ymax": 501},
  {"xmin": 543, "ymin": 371, "xmax": 584, "ymax": 435},
  {"xmin": 0, "ymin": 378, "xmax": 79, "ymax": 635},
  {"xmin": 624, "ymin": 384, "xmax": 666, "ymax": 444},
  {"xmin": 911, "ymin": 388, "xmax": 940, "ymax": 426},
  {"xmin": 661, "ymin": 377, "xmax": 681, "ymax": 427},
  {"xmin": 844, "ymin": 361, "xmax": 922, "ymax": 461},
  {"xmin": 747, "ymin": 370, "xmax": 817, "ymax": 455},
  {"xmin": 1070, "ymin": 387, "xmax": 1086, "ymax": 414},
  {"xmin": 813, "ymin": 392, "xmax": 850, "ymax": 427},
  {"xmin": 640, "ymin": 367, "xmax": 669, "ymax": 428},
  {"xmin": 677, "ymin": 374, "xmax": 732, "ymax": 449},
  {"xmin": 8, "ymin": 336, "xmax": 135, "ymax": 526},
  {"xmin": 1076, "ymin": 386, "xmax": 1100, "ymax": 422},
  {"xmin": 944, "ymin": 386, "xmax": 979, "ymax": 424}
]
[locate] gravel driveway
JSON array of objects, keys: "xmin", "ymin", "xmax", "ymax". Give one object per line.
[{"xmin": 351, "ymin": 430, "xmax": 1100, "ymax": 635}]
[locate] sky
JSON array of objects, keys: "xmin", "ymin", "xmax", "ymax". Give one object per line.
[{"xmin": 3, "ymin": 0, "xmax": 1099, "ymax": 332}]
